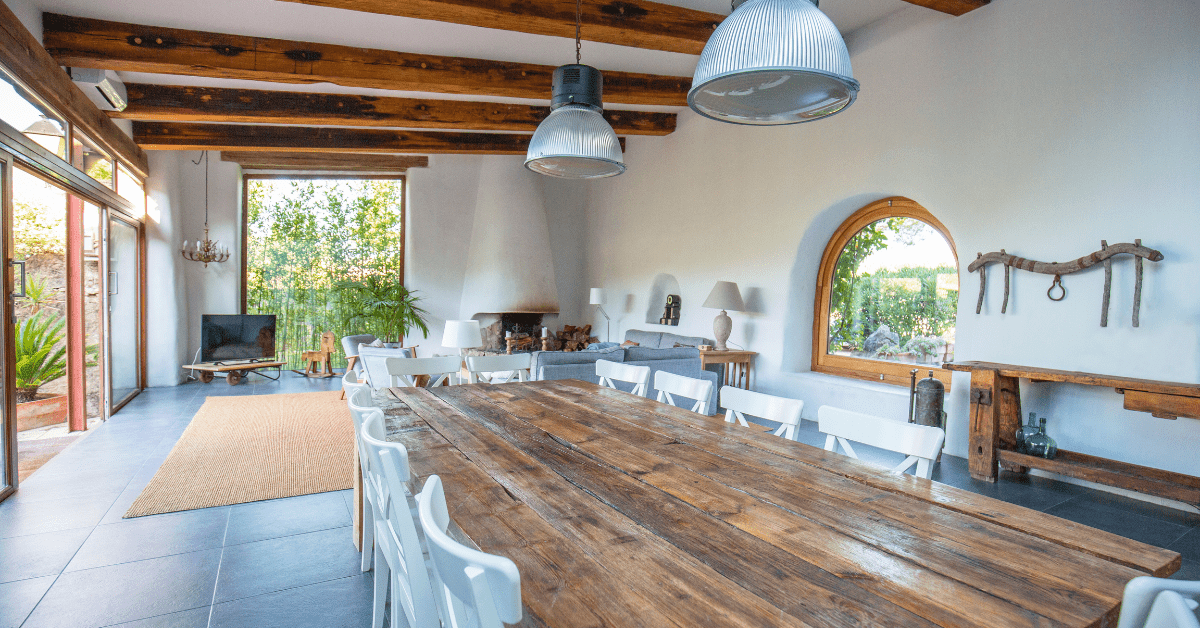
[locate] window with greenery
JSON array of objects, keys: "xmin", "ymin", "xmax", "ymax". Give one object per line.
[
  {"xmin": 813, "ymin": 197, "xmax": 958, "ymax": 388},
  {"xmin": 244, "ymin": 177, "xmax": 421, "ymax": 370}
]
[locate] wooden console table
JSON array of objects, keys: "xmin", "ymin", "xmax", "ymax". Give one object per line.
[
  {"xmin": 183, "ymin": 360, "xmax": 285, "ymax": 385},
  {"xmin": 944, "ymin": 361, "xmax": 1200, "ymax": 506},
  {"xmin": 699, "ymin": 349, "xmax": 756, "ymax": 390}
]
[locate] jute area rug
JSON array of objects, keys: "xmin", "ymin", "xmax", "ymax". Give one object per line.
[{"xmin": 125, "ymin": 390, "xmax": 354, "ymax": 518}]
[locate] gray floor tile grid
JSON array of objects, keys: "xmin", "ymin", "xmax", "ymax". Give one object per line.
[{"xmin": 1, "ymin": 376, "xmax": 1196, "ymax": 627}]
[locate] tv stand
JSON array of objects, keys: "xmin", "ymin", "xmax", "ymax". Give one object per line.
[{"xmin": 183, "ymin": 360, "xmax": 286, "ymax": 385}]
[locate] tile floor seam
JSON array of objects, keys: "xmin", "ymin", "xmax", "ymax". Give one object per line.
[
  {"xmin": 93, "ymin": 604, "xmax": 213, "ymax": 628},
  {"xmin": 208, "ymin": 572, "xmax": 367, "ymax": 608},
  {"xmin": 222, "ymin": 523, "xmax": 354, "ymax": 548},
  {"xmin": 208, "ymin": 508, "xmax": 232, "ymax": 628}
]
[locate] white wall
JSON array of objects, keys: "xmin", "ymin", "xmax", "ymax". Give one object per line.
[
  {"xmin": 143, "ymin": 150, "xmax": 190, "ymax": 385},
  {"xmin": 179, "ymin": 154, "xmax": 242, "ymax": 356},
  {"xmin": 582, "ymin": 0, "xmax": 1200, "ymax": 485}
]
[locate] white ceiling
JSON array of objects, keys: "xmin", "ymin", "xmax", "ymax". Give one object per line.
[{"xmin": 32, "ymin": 0, "xmax": 918, "ymax": 109}]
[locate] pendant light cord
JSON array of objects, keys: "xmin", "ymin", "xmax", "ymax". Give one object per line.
[
  {"xmin": 575, "ymin": 0, "xmax": 582, "ymax": 64},
  {"xmin": 189, "ymin": 151, "xmax": 210, "ymax": 226}
]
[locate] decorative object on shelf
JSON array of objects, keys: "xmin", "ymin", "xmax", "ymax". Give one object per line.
[
  {"xmin": 299, "ymin": 331, "xmax": 338, "ymax": 378},
  {"xmin": 1016, "ymin": 412, "xmax": 1040, "ymax": 454},
  {"xmin": 703, "ymin": 281, "xmax": 744, "ymax": 351},
  {"xmin": 689, "ymin": 0, "xmax": 858, "ymax": 126},
  {"xmin": 524, "ymin": 0, "xmax": 624, "ymax": 179},
  {"xmin": 1024, "ymin": 417, "xmax": 1058, "ymax": 459},
  {"xmin": 968, "ymin": 241, "xmax": 1163, "ymax": 327},
  {"xmin": 907, "ymin": 370, "xmax": 946, "ymax": 431},
  {"xmin": 589, "ymin": 288, "xmax": 611, "ymax": 342},
  {"xmin": 181, "ymin": 151, "xmax": 231, "ymax": 268},
  {"xmin": 443, "ymin": 320, "xmax": 483, "ymax": 356},
  {"xmin": 659, "ymin": 294, "xmax": 681, "ymax": 326}
]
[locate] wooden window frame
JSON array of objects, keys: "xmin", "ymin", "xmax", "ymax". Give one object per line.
[{"xmin": 811, "ymin": 196, "xmax": 958, "ymax": 389}]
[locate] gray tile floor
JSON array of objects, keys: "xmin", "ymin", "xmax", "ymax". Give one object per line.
[{"xmin": 2, "ymin": 376, "xmax": 1197, "ymax": 627}]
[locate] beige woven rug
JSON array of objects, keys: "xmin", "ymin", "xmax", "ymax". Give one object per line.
[{"xmin": 124, "ymin": 390, "xmax": 354, "ymax": 518}]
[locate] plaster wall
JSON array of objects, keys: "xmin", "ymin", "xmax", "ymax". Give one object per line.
[
  {"xmin": 582, "ymin": 0, "xmax": 1200, "ymax": 488},
  {"xmin": 143, "ymin": 150, "xmax": 190, "ymax": 386}
]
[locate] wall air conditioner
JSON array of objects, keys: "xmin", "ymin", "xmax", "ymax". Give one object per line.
[{"xmin": 67, "ymin": 68, "xmax": 128, "ymax": 112}]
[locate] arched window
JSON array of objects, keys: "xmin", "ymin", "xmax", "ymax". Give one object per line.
[{"xmin": 813, "ymin": 197, "xmax": 958, "ymax": 388}]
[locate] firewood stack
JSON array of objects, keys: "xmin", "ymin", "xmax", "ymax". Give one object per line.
[{"xmin": 558, "ymin": 325, "xmax": 598, "ymax": 352}]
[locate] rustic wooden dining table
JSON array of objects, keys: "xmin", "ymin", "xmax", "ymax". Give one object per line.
[{"xmin": 363, "ymin": 379, "xmax": 1180, "ymax": 628}]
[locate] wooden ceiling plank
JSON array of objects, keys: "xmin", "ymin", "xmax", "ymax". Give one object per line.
[
  {"xmin": 42, "ymin": 13, "xmax": 689, "ymax": 107},
  {"xmin": 134, "ymin": 121, "xmax": 627, "ymax": 155},
  {"xmin": 220, "ymin": 151, "xmax": 428, "ymax": 171},
  {"xmin": 0, "ymin": 2, "xmax": 149, "ymax": 176},
  {"xmin": 113, "ymin": 83, "xmax": 676, "ymax": 136},
  {"xmin": 274, "ymin": 0, "xmax": 723, "ymax": 55}
]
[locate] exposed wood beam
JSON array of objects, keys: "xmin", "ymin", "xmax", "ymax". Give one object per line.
[
  {"xmin": 902, "ymin": 0, "xmax": 989, "ymax": 16},
  {"xmin": 275, "ymin": 0, "xmax": 723, "ymax": 55},
  {"xmin": 221, "ymin": 151, "xmax": 428, "ymax": 171},
  {"xmin": 0, "ymin": 2, "xmax": 148, "ymax": 176},
  {"xmin": 113, "ymin": 84, "xmax": 676, "ymax": 136},
  {"xmin": 134, "ymin": 122, "xmax": 626, "ymax": 155},
  {"xmin": 42, "ymin": 13, "xmax": 689, "ymax": 107}
]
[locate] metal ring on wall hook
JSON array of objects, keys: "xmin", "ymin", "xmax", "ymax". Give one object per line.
[{"xmin": 1047, "ymin": 275, "xmax": 1066, "ymax": 301}]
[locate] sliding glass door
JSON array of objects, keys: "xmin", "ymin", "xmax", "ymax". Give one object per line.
[
  {"xmin": 104, "ymin": 212, "xmax": 140, "ymax": 412},
  {"xmin": 1, "ymin": 150, "xmax": 16, "ymax": 499}
]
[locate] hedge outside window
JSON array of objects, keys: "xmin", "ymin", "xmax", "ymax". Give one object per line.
[{"xmin": 812, "ymin": 197, "xmax": 958, "ymax": 388}]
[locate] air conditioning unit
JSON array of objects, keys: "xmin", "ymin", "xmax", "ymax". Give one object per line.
[{"xmin": 67, "ymin": 68, "xmax": 127, "ymax": 112}]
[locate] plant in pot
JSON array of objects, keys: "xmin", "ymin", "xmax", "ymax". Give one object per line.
[
  {"xmin": 332, "ymin": 275, "xmax": 430, "ymax": 344},
  {"xmin": 902, "ymin": 335, "xmax": 945, "ymax": 364}
]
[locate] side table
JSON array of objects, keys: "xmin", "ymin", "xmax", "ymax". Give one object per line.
[{"xmin": 699, "ymin": 349, "xmax": 757, "ymax": 390}]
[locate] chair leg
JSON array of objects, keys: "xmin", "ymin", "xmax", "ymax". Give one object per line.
[
  {"xmin": 361, "ymin": 502, "xmax": 374, "ymax": 572},
  {"xmin": 390, "ymin": 570, "xmax": 405, "ymax": 628},
  {"xmin": 372, "ymin": 544, "xmax": 388, "ymax": 628}
]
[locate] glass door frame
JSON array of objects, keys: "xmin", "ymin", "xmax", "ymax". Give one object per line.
[
  {"xmin": 102, "ymin": 211, "xmax": 143, "ymax": 415},
  {"xmin": 0, "ymin": 149, "xmax": 16, "ymax": 501}
]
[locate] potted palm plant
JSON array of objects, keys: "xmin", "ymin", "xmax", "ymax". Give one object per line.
[
  {"xmin": 15, "ymin": 311, "xmax": 69, "ymax": 431},
  {"xmin": 332, "ymin": 275, "xmax": 430, "ymax": 344}
]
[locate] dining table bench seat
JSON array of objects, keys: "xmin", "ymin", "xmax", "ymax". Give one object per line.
[{"xmin": 371, "ymin": 379, "xmax": 1180, "ymax": 628}]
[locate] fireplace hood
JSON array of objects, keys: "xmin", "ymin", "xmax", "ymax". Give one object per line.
[{"xmin": 460, "ymin": 159, "xmax": 560, "ymax": 317}]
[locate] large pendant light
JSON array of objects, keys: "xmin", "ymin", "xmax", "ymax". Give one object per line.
[
  {"xmin": 689, "ymin": 0, "xmax": 859, "ymax": 125},
  {"xmin": 524, "ymin": 0, "xmax": 625, "ymax": 179}
]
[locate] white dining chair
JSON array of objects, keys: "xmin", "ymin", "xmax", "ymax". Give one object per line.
[
  {"xmin": 361, "ymin": 413, "xmax": 441, "ymax": 628},
  {"xmin": 654, "ymin": 371, "xmax": 715, "ymax": 415},
  {"xmin": 720, "ymin": 386, "xmax": 805, "ymax": 440},
  {"xmin": 465, "ymin": 353, "xmax": 532, "ymax": 384},
  {"xmin": 596, "ymin": 360, "xmax": 651, "ymax": 397},
  {"xmin": 1118, "ymin": 577, "xmax": 1200, "ymax": 628},
  {"xmin": 343, "ymin": 369, "xmax": 374, "ymax": 404},
  {"xmin": 417, "ymin": 475, "xmax": 522, "ymax": 628},
  {"xmin": 386, "ymin": 355, "xmax": 463, "ymax": 388},
  {"xmin": 816, "ymin": 406, "xmax": 946, "ymax": 479},
  {"xmin": 347, "ymin": 396, "xmax": 380, "ymax": 572}
]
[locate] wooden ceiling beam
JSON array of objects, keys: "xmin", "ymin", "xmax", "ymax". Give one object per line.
[
  {"xmin": 42, "ymin": 13, "xmax": 689, "ymax": 107},
  {"xmin": 113, "ymin": 84, "xmax": 676, "ymax": 136},
  {"xmin": 134, "ymin": 121, "xmax": 626, "ymax": 155},
  {"xmin": 0, "ymin": 3, "xmax": 148, "ymax": 176},
  {"xmin": 902, "ymin": 0, "xmax": 989, "ymax": 16},
  {"xmin": 275, "ymin": 0, "xmax": 723, "ymax": 55},
  {"xmin": 221, "ymin": 151, "xmax": 428, "ymax": 171}
]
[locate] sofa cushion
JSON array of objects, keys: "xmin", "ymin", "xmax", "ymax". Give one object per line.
[
  {"xmin": 660, "ymin": 332, "xmax": 711, "ymax": 349},
  {"xmin": 532, "ymin": 346, "xmax": 624, "ymax": 367},
  {"xmin": 624, "ymin": 346, "xmax": 700, "ymax": 362},
  {"xmin": 624, "ymin": 330, "xmax": 664, "ymax": 348}
]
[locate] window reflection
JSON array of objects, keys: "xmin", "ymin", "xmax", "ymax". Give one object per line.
[{"xmin": 0, "ymin": 68, "xmax": 68, "ymax": 160}]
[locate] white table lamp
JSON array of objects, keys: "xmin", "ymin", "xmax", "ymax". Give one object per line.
[
  {"xmin": 702, "ymin": 281, "xmax": 745, "ymax": 351},
  {"xmin": 442, "ymin": 320, "xmax": 483, "ymax": 355},
  {"xmin": 589, "ymin": 288, "xmax": 610, "ymax": 342}
]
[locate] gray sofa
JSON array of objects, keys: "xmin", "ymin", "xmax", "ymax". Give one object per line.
[{"xmin": 530, "ymin": 330, "xmax": 720, "ymax": 413}]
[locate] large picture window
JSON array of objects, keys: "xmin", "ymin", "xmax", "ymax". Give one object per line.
[
  {"xmin": 813, "ymin": 197, "xmax": 958, "ymax": 388},
  {"xmin": 242, "ymin": 176, "xmax": 405, "ymax": 369}
]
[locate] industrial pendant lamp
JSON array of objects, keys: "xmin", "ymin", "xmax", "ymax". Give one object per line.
[
  {"xmin": 689, "ymin": 0, "xmax": 859, "ymax": 125},
  {"xmin": 524, "ymin": 0, "xmax": 625, "ymax": 179}
]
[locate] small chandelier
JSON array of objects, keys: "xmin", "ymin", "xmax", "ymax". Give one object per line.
[
  {"xmin": 689, "ymin": 0, "xmax": 859, "ymax": 125},
  {"xmin": 524, "ymin": 0, "xmax": 625, "ymax": 179},
  {"xmin": 181, "ymin": 151, "xmax": 229, "ymax": 267}
]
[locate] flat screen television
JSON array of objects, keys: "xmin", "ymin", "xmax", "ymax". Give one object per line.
[{"xmin": 201, "ymin": 314, "xmax": 276, "ymax": 363}]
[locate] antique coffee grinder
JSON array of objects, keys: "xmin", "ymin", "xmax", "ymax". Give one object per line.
[{"xmin": 908, "ymin": 369, "xmax": 946, "ymax": 432}]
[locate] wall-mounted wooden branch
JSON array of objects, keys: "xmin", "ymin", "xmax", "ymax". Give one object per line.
[{"xmin": 967, "ymin": 240, "xmax": 1163, "ymax": 327}]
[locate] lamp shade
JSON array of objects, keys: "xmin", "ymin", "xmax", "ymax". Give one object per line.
[
  {"xmin": 688, "ymin": 0, "xmax": 859, "ymax": 125},
  {"xmin": 442, "ymin": 320, "xmax": 482, "ymax": 349},
  {"xmin": 702, "ymin": 281, "xmax": 745, "ymax": 311},
  {"xmin": 589, "ymin": 288, "xmax": 605, "ymax": 305},
  {"xmin": 525, "ymin": 106, "xmax": 625, "ymax": 179}
]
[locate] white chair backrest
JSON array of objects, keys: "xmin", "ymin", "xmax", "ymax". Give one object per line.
[
  {"xmin": 417, "ymin": 475, "xmax": 522, "ymax": 628},
  {"xmin": 596, "ymin": 360, "xmax": 651, "ymax": 397},
  {"xmin": 1118, "ymin": 577, "xmax": 1200, "ymax": 628},
  {"xmin": 386, "ymin": 355, "xmax": 462, "ymax": 388},
  {"xmin": 1145, "ymin": 592, "xmax": 1200, "ymax": 628},
  {"xmin": 654, "ymin": 371, "xmax": 714, "ymax": 415},
  {"xmin": 720, "ymin": 386, "xmax": 804, "ymax": 440},
  {"xmin": 465, "ymin": 353, "xmax": 532, "ymax": 384},
  {"xmin": 358, "ymin": 345, "xmax": 412, "ymax": 388},
  {"xmin": 344, "ymin": 371, "xmax": 374, "ymax": 407},
  {"xmin": 360, "ymin": 414, "xmax": 440, "ymax": 628},
  {"xmin": 816, "ymin": 406, "xmax": 946, "ymax": 479}
]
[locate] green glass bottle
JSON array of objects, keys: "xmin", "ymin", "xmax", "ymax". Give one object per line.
[
  {"xmin": 1025, "ymin": 417, "xmax": 1058, "ymax": 459},
  {"xmin": 1016, "ymin": 412, "xmax": 1039, "ymax": 454}
]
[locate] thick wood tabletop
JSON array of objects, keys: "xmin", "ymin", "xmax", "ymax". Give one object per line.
[{"xmin": 380, "ymin": 380, "xmax": 1179, "ymax": 628}]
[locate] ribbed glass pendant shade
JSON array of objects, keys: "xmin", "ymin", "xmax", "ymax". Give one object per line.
[
  {"xmin": 689, "ymin": 0, "xmax": 859, "ymax": 125},
  {"xmin": 525, "ymin": 106, "xmax": 625, "ymax": 179}
]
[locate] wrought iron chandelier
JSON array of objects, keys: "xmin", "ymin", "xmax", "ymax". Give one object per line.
[
  {"xmin": 181, "ymin": 151, "xmax": 229, "ymax": 268},
  {"xmin": 524, "ymin": 0, "xmax": 625, "ymax": 179}
]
